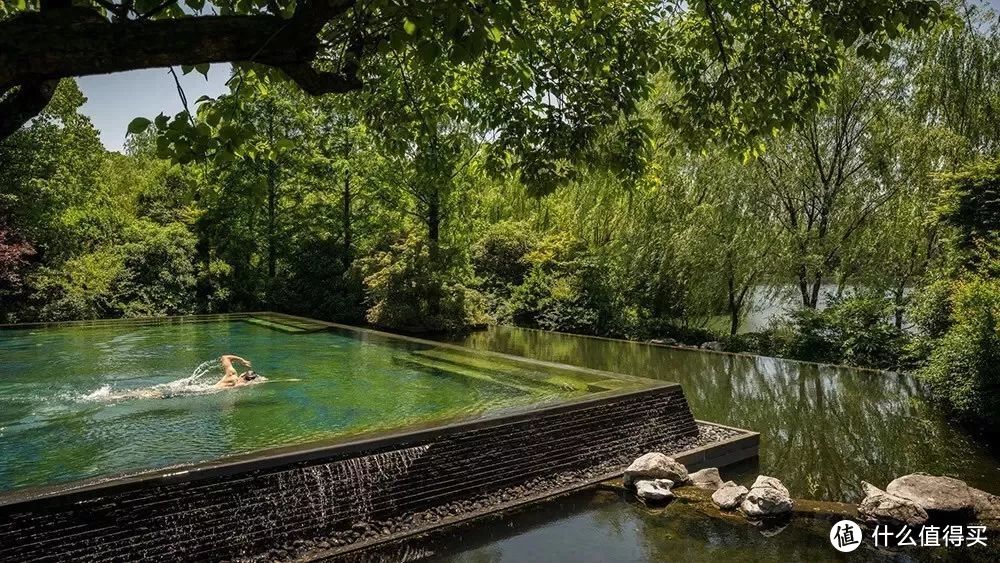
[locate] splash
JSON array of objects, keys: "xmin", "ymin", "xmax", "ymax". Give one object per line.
[{"xmin": 78, "ymin": 359, "xmax": 265, "ymax": 403}]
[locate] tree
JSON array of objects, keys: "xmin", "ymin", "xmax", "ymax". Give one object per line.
[
  {"xmin": 758, "ymin": 60, "xmax": 898, "ymax": 308},
  {"xmin": 2, "ymin": 0, "xmax": 945, "ymax": 155},
  {"xmin": 678, "ymin": 152, "xmax": 779, "ymax": 335}
]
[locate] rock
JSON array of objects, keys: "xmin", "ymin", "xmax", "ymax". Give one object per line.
[
  {"xmin": 689, "ymin": 467, "xmax": 723, "ymax": 490},
  {"xmin": 700, "ymin": 341, "xmax": 724, "ymax": 351},
  {"xmin": 886, "ymin": 473, "xmax": 974, "ymax": 516},
  {"xmin": 740, "ymin": 475, "xmax": 793, "ymax": 518},
  {"xmin": 624, "ymin": 453, "xmax": 689, "ymax": 488},
  {"xmin": 857, "ymin": 481, "xmax": 928, "ymax": 527},
  {"xmin": 969, "ymin": 487, "xmax": 1000, "ymax": 522},
  {"xmin": 649, "ymin": 338, "xmax": 678, "ymax": 346},
  {"xmin": 712, "ymin": 481, "xmax": 749, "ymax": 510},
  {"xmin": 635, "ymin": 479, "xmax": 675, "ymax": 504}
]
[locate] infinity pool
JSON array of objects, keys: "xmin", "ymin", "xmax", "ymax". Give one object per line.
[{"xmin": 0, "ymin": 315, "xmax": 641, "ymax": 494}]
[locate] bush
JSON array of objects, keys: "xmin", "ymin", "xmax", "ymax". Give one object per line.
[
  {"xmin": 471, "ymin": 220, "xmax": 535, "ymax": 290},
  {"xmin": 500, "ymin": 235, "xmax": 619, "ymax": 335},
  {"xmin": 361, "ymin": 235, "xmax": 489, "ymax": 333},
  {"xmin": 114, "ymin": 221, "xmax": 198, "ymax": 317},
  {"xmin": 741, "ymin": 295, "xmax": 908, "ymax": 369},
  {"xmin": 630, "ymin": 317, "xmax": 719, "ymax": 344},
  {"xmin": 277, "ymin": 236, "xmax": 364, "ymax": 324},
  {"xmin": 917, "ymin": 276, "xmax": 1000, "ymax": 431}
]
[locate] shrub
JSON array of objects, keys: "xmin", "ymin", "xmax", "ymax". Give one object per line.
[
  {"xmin": 746, "ymin": 295, "xmax": 907, "ymax": 369},
  {"xmin": 917, "ymin": 276, "xmax": 1000, "ymax": 431},
  {"xmin": 361, "ymin": 235, "xmax": 489, "ymax": 333},
  {"xmin": 500, "ymin": 237, "xmax": 618, "ymax": 335},
  {"xmin": 471, "ymin": 220, "xmax": 535, "ymax": 290}
]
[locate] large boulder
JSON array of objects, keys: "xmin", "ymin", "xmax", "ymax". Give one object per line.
[
  {"xmin": 970, "ymin": 487, "xmax": 1000, "ymax": 523},
  {"xmin": 624, "ymin": 453, "xmax": 689, "ymax": 488},
  {"xmin": 712, "ymin": 481, "xmax": 749, "ymax": 510},
  {"xmin": 886, "ymin": 473, "xmax": 974, "ymax": 516},
  {"xmin": 740, "ymin": 475, "xmax": 793, "ymax": 518},
  {"xmin": 857, "ymin": 481, "xmax": 928, "ymax": 527},
  {"xmin": 689, "ymin": 467, "xmax": 723, "ymax": 490},
  {"xmin": 635, "ymin": 479, "xmax": 675, "ymax": 504}
]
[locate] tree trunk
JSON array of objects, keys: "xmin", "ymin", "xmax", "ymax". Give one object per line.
[
  {"xmin": 798, "ymin": 267, "xmax": 813, "ymax": 309},
  {"xmin": 809, "ymin": 275, "xmax": 822, "ymax": 309},
  {"xmin": 266, "ymin": 160, "xmax": 277, "ymax": 279},
  {"xmin": 427, "ymin": 188, "xmax": 441, "ymax": 247},
  {"xmin": 341, "ymin": 143, "xmax": 352, "ymax": 272},
  {"xmin": 265, "ymin": 107, "xmax": 278, "ymax": 280},
  {"xmin": 894, "ymin": 285, "xmax": 905, "ymax": 329},
  {"xmin": 727, "ymin": 277, "xmax": 740, "ymax": 336}
]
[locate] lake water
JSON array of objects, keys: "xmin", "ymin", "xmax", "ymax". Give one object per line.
[
  {"xmin": 447, "ymin": 326, "xmax": 1000, "ymax": 502},
  {"xmin": 0, "ymin": 319, "xmax": 636, "ymax": 493}
]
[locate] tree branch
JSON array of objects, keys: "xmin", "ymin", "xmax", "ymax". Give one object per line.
[
  {"xmin": 0, "ymin": 80, "xmax": 59, "ymax": 139},
  {"xmin": 0, "ymin": 1, "xmax": 360, "ymax": 136}
]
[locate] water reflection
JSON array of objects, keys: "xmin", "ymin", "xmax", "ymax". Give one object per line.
[
  {"xmin": 422, "ymin": 490, "xmax": 997, "ymax": 562},
  {"xmin": 447, "ymin": 327, "xmax": 1000, "ymax": 501}
]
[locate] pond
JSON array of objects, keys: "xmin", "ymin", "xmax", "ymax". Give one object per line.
[
  {"xmin": 0, "ymin": 318, "xmax": 641, "ymax": 494},
  {"xmin": 446, "ymin": 326, "xmax": 1000, "ymax": 502},
  {"xmin": 421, "ymin": 489, "xmax": 998, "ymax": 562}
]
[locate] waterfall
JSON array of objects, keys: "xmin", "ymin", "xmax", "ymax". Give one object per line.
[{"xmin": 296, "ymin": 444, "xmax": 431, "ymax": 523}]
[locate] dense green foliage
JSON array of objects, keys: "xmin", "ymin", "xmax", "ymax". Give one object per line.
[
  {"xmin": 911, "ymin": 158, "xmax": 1000, "ymax": 430},
  {"xmin": 2, "ymin": 1, "xmax": 999, "ymax": 428}
]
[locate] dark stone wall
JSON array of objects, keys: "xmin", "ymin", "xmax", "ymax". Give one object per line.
[{"xmin": 0, "ymin": 385, "xmax": 697, "ymax": 562}]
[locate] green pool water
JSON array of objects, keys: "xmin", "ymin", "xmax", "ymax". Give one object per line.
[{"xmin": 0, "ymin": 317, "xmax": 636, "ymax": 494}]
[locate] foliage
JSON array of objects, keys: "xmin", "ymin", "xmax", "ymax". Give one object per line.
[
  {"xmin": 912, "ymin": 154, "xmax": 1000, "ymax": 430},
  {"xmin": 661, "ymin": 0, "xmax": 946, "ymax": 152},
  {"xmin": 361, "ymin": 235, "xmax": 488, "ymax": 333},
  {"xmin": 729, "ymin": 295, "xmax": 909, "ymax": 369},
  {"xmin": 917, "ymin": 274, "xmax": 1000, "ymax": 430}
]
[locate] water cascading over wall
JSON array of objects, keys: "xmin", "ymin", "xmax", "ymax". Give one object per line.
[{"xmin": 0, "ymin": 384, "xmax": 700, "ymax": 562}]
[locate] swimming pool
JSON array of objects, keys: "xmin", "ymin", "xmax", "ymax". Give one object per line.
[{"xmin": 0, "ymin": 314, "xmax": 648, "ymax": 494}]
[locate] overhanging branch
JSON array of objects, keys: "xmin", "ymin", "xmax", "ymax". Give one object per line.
[
  {"xmin": 0, "ymin": 1, "xmax": 360, "ymax": 137},
  {"xmin": 0, "ymin": 81, "xmax": 59, "ymax": 139}
]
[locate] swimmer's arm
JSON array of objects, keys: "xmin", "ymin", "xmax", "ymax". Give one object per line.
[{"xmin": 221, "ymin": 354, "xmax": 251, "ymax": 367}]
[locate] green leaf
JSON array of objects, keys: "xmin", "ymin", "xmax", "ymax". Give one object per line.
[
  {"xmin": 403, "ymin": 18, "xmax": 417, "ymax": 35},
  {"xmin": 487, "ymin": 27, "xmax": 503, "ymax": 43},
  {"xmin": 127, "ymin": 117, "xmax": 152, "ymax": 135},
  {"xmin": 195, "ymin": 63, "xmax": 210, "ymax": 79}
]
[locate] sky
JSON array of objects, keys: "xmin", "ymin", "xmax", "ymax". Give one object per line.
[
  {"xmin": 78, "ymin": 64, "xmax": 231, "ymax": 152},
  {"xmin": 76, "ymin": 0, "xmax": 1000, "ymax": 152}
]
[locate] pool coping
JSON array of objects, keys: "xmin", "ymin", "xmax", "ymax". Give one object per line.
[
  {"xmin": 0, "ymin": 312, "xmax": 677, "ymax": 510},
  {"xmin": 302, "ymin": 420, "xmax": 760, "ymax": 561}
]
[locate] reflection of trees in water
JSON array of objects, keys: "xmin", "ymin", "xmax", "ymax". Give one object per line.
[{"xmin": 454, "ymin": 327, "xmax": 1000, "ymax": 501}]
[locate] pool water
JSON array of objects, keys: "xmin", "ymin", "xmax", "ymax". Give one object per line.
[
  {"xmin": 448, "ymin": 326, "xmax": 1000, "ymax": 502},
  {"xmin": 0, "ymin": 318, "xmax": 635, "ymax": 493}
]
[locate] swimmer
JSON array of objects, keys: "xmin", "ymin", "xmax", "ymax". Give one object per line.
[{"xmin": 215, "ymin": 354, "xmax": 259, "ymax": 388}]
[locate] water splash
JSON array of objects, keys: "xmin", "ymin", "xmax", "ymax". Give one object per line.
[{"xmin": 77, "ymin": 359, "xmax": 264, "ymax": 402}]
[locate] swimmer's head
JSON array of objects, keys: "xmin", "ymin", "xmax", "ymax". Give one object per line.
[{"xmin": 241, "ymin": 370, "xmax": 259, "ymax": 382}]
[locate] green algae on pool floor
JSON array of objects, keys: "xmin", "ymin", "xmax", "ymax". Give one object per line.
[
  {"xmin": 445, "ymin": 326, "xmax": 1000, "ymax": 503},
  {"xmin": 0, "ymin": 318, "xmax": 644, "ymax": 494}
]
